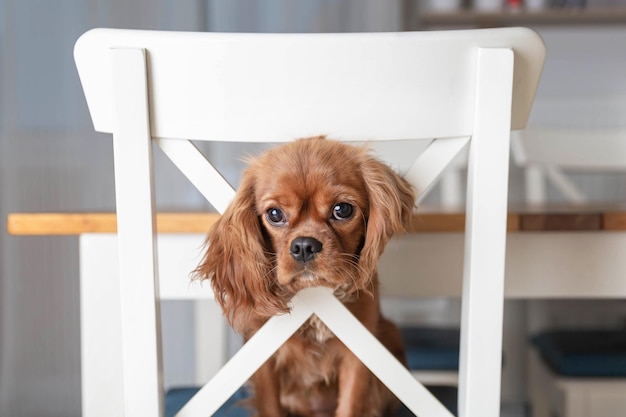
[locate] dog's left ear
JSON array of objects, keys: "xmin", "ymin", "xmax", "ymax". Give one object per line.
[
  {"xmin": 359, "ymin": 156, "xmax": 415, "ymax": 275},
  {"xmin": 192, "ymin": 169, "xmax": 289, "ymax": 332}
]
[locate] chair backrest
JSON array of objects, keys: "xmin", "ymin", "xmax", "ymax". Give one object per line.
[
  {"xmin": 75, "ymin": 28, "xmax": 543, "ymax": 142},
  {"xmin": 74, "ymin": 28, "xmax": 545, "ymax": 417}
]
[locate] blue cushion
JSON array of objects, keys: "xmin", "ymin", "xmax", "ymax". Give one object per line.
[
  {"xmin": 165, "ymin": 386, "xmax": 455, "ymax": 417},
  {"xmin": 400, "ymin": 326, "xmax": 460, "ymax": 371},
  {"xmin": 399, "ymin": 386, "xmax": 457, "ymax": 415},
  {"xmin": 532, "ymin": 330, "xmax": 626, "ymax": 377},
  {"xmin": 165, "ymin": 386, "xmax": 251, "ymax": 417}
]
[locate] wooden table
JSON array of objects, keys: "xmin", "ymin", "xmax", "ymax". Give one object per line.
[
  {"xmin": 8, "ymin": 210, "xmax": 626, "ymax": 235},
  {"xmin": 8, "ymin": 210, "xmax": 626, "ymax": 299},
  {"xmin": 8, "ymin": 210, "xmax": 626, "ymax": 417},
  {"xmin": 383, "ymin": 210, "xmax": 626, "ymax": 299}
]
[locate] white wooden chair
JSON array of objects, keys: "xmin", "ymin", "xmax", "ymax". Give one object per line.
[
  {"xmin": 74, "ymin": 28, "xmax": 545, "ymax": 417},
  {"xmin": 512, "ymin": 127, "xmax": 626, "ymax": 206}
]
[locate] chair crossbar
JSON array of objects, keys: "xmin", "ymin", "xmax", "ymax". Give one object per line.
[
  {"xmin": 155, "ymin": 134, "xmax": 471, "ymax": 417},
  {"xmin": 176, "ymin": 295, "xmax": 313, "ymax": 417},
  {"xmin": 156, "ymin": 138, "xmax": 235, "ymax": 214},
  {"xmin": 178, "ymin": 287, "xmax": 454, "ymax": 417},
  {"xmin": 299, "ymin": 288, "xmax": 455, "ymax": 417},
  {"xmin": 157, "ymin": 136, "xmax": 470, "ymax": 214},
  {"xmin": 404, "ymin": 136, "xmax": 470, "ymax": 205}
]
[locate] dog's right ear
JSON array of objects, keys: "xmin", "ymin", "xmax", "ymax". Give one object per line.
[{"xmin": 193, "ymin": 169, "xmax": 289, "ymax": 332}]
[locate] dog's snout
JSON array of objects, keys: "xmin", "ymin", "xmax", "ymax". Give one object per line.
[{"xmin": 290, "ymin": 237, "xmax": 322, "ymax": 263}]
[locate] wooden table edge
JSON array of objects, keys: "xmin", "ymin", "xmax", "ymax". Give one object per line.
[{"xmin": 8, "ymin": 211, "xmax": 626, "ymax": 236}]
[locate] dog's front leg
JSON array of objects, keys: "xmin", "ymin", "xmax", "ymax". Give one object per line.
[
  {"xmin": 250, "ymin": 357, "xmax": 284, "ymax": 417},
  {"xmin": 334, "ymin": 351, "xmax": 383, "ymax": 417}
]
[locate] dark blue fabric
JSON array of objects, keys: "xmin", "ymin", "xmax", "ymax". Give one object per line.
[
  {"xmin": 397, "ymin": 386, "xmax": 458, "ymax": 416},
  {"xmin": 532, "ymin": 329, "xmax": 626, "ymax": 377},
  {"xmin": 165, "ymin": 386, "xmax": 251, "ymax": 417},
  {"xmin": 166, "ymin": 386, "xmax": 456, "ymax": 417},
  {"xmin": 397, "ymin": 326, "xmax": 459, "ymax": 415},
  {"xmin": 400, "ymin": 326, "xmax": 460, "ymax": 371}
]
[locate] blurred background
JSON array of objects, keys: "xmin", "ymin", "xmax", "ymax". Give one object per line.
[{"xmin": 2, "ymin": 1, "xmax": 626, "ymax": 416}]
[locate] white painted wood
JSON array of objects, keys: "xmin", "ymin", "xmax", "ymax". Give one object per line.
[
  {"xmin": 79, "ymin": 234, "xmax": 124, "ymax": 417},
  {"xmin": 404, "ymin": 136, "xmax": 470, "ymax": 204},
  {"xmin": 179, "ymin": 287, "xmax": 455, "ymax": 417},
  {"xmin": 527, "ymin": 347, "xmax": 559, "ymax": 417},
  {"xmin": 521, "ymin": 127, "xmax": 626, "ymax": 171},
  {"xmin": 153, "ymin": 234, "xmax": 212, "ymax": 300},
  {"xmin": 111, "ymin": 48, "xmax": 164, "ymax": 417},
  {"xmin": 81, "ymin": 231, "xmax": 626, "ymax": 303},
  {"xmin": 75, "ymin": 28, "xmax": 544, "ymax": 142},
  {"xmin": 155, "ymin": 138, "xmax": 235, "ymax": 214},
  {"xmin": 440, "ymin": 169, "xmax": 465, "ymax": 209},
  {"xmin": 81, "ymin": 228, "xmax": 626, "ymax": 416},
  {"xmin": 74, "ymin": 28, "xmax": 545, "ymax": 417},
  {"xmin": 543, "ymin": 166, "xmax": 587, "ymax": 204},
  {"xmin": 80, "ymin": 233, "xmax": 228, "ymax": 413},
  {"xmin": 412, "ymin": 371, "xmax": 459, "ymax": 387},
  {"xmin": 458, "ymin": 48, "xmax": 514, "ymax": 417},
  {"xmin": 381, "ymin": 232, "xmax": 626, "ymax": 299},
  {"xmin": 78, "ymin": 229, "xmax": 626, "ymax": 414},
  {"xmin": 525, "ymin": 230, "xmax": 624, "ymax": 296},
  {"xmin": 78, "ymin": 227, "xmax": 626, "ymax": 417},
  {"xmin": 193, "ymin": 301, "xmax": 228, "ymax": 385},
  {"xmin": 513, "ymin": 127, "xmax": 626, "ymax": 204},
  {"xmin": 584, "ymin": 384, "xmax": 626, "ymax": 417},
  {"xmin": 523, "ymin": 166, "xmax": 548, "ymax": 206},
  {"xmin": 299, "ymin": 288, "xmax": 455, "ymax": 417},
  {"xmin": 528, "ymin": 347, "xmax": 626, "ymax": 417},
  {"xmin": 176, "ymin": 297, "xmax": 314, "ymax": 417}
]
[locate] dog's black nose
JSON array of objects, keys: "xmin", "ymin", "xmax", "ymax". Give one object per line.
[{"xmin": 290, "ymin": 237, "xmax": 322, "ymax": 263}]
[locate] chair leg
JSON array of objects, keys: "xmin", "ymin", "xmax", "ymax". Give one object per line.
[
  {"xmin": 527, "ymin": 348, "xmax": 554, "ymax": 417},
  {"xmin": 80, "ymin": 234, "xmax": 124, "ymax": 417},
  {"xmin": 458, "ymin": 47, "xmax": 515, "ymax": 417},
  {"xmin": 111, "ymin": 47, "xmax": 164, "ymax": 417}
]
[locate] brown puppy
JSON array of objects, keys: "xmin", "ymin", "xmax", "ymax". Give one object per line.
[{"xmin": 195, "ymin": 136, "xmax": 415, "ymax": 417}]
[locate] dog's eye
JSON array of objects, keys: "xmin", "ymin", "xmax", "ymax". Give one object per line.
[
  {"xmin": 331, "ymin": 203, "xmax": 354, "ymax": 220},
  {"xmin": 266, "ymin": 207, "xmax": 287, "ymax": 226}
]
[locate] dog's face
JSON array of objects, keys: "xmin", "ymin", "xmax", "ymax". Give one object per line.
[
  {"xmin": 195, "ymin": 137, "xmax": 415, "ymax": 331},
  {"xmin": 253, "ymin": 140, "xmax": 369, "ymax": 294}
]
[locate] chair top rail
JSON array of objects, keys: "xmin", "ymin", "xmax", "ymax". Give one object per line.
[
  {"xmin": 74, "ymin": 28, "xmax": 545, "ymax": 142},
  {"xmin": 521, "ymin": 126, "xmax": 626, "ymax": 171}
]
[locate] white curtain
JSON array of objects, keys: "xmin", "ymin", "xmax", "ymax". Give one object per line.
[{"xmin": 207, "ymin": 0, "xmax": 401, "ymax": 33}]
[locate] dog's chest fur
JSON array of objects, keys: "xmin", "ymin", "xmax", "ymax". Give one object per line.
[
  {"xmin": 299, "ymin": 314, "xmax": 334, "ymax": 343},
  {"xmin": 275, "ymin": 314, "xmax": 341, "ymax": 392}
]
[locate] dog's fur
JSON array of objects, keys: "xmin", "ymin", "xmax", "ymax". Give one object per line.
[{"xmin": 194, "ymin": 137, "xmax": 415, "ymax": 417}]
